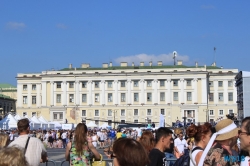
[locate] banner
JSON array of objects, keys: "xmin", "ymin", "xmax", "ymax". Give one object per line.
[
  {"xmin": 159, "ymin": 114, "xmax": 165, "ymax": 127},
  {"xmin": 62, "ymin": 124, "xmax": 73, "ymax": 130}
]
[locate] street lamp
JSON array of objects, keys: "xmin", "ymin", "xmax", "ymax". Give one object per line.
[{"xmin": 113, "ymin": 110, "xmax": 118, "ymax": 128}]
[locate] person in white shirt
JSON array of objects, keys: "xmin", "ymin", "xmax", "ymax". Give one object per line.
[
  {"xmin": 8, "ymin": 118, "xmax": 47, "ymax": 166},
  {"xmin": 174, "ymin": 132, "xmax": 187, "ymax": 155},
  {"xmin": 61, "ymin": 131, "xmax": 67, "ymax": 148},
  {"xmin": 239, "ymin": 117, "xmax": 250, "ymax": 166}
]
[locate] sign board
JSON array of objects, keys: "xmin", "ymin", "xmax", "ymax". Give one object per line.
[{"xmin": 61, "ymin": 124, "xmax": 73, "ymax": 130}]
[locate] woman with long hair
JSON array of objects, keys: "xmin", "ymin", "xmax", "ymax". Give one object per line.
[
  {"xmin": 65, "ymin": 123, "xmax": 100, "ymax": 166},
  {"xmin": 0, "ymin": 133, "xmax": 9, "ymax": 148},
  {"xmin": 138, "ymin": 130, "xmax": 155, "ymax": 154}
]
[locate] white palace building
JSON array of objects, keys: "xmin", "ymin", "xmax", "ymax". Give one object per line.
[{"xmin": 16, "ymin": 61, "xmax": 238, "ymax": 127}]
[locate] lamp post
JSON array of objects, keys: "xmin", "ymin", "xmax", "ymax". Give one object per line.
[{"xmin": 113, "ymin": 110, "xmax": 117, "ymax": 128}]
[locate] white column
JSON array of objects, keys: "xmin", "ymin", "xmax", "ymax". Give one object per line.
[
  {"xmin": 101, "ymin": 80, "xmax": 105, "ymax": 105},
  {"xmin": 127, "ymin": 79, "xmax": 131, "ymax": 104},
  {"xmin": 27, "ymin": 83, "xmax": 31, "ymax": 107},
  {"xmin": 75, "ymin": 80, "xmax": 80, "ymax": 105},
  {"xmin": 193, "ymin": 78, "xmax": 198, "ymax": 103},
  {"xmin": 17, "ymin": 83, "xmax": 23, "ymax": 107},
  {"xmin": 140, "ymin": 79, "xmax": 145, "ymax": 103},
  {"xmin": 201, "ymin": 78, "xmax": 208, "ymax": 104},
  {"xmin": 224, "ymin": 80, "xmax": 228, "ymax": 104},
  {"xmin": 36, "ymin": 84, "xmax": 41, "ymax": 107},
  {"xmin": 62, "ymin": 81, "xmax": 67, "ymax": 106},
  {"xmin": 153, "ymin": 79, "xmax": 158, "ymax": 103},
  {"xmin": 214, "ymin": 80, "xmax": 218, "ymax": 104},
  {"xmin": 180, "ymin": 78, "xmax": 184, "ymax": 103},
  {"xmin": 88, "ymin": 80, "xmax": 92, "ymax": 105},
  {"xmin": 41, "ymin": 81, "xmax": 47, "ymax": 107},
  {"xmin": 114, "ymin": 80, "xmax": 118, "ymax": 104},
  {"xmin": 167, "ymin": 79, "xmax": 171, "ymax": 103},
  {"xmin": 50, "ymin": 81, "xmax": 54, "ymax": 106}
]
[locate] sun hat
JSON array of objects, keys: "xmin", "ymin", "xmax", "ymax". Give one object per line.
[{"xmin": 215, "ymin": 119, "xmax": 239, "ymax": 141}]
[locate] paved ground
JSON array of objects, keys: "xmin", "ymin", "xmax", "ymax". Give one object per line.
[{"xmin": 39, "ymin": 147, "xmax": 113, "ymax": 166}]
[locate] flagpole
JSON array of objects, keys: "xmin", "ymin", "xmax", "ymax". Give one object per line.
[{"xmin": 214, "ymin": 47, "xmax": 216, "ymax": 65}]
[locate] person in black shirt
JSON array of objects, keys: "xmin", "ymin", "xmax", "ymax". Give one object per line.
[
  {"xmin": 149, "ymin": 127, "xmax": 173, "ymax": 166},
  {"xmin": 164, "ymin": 137, "xmax": 176, "ymax": 166}
]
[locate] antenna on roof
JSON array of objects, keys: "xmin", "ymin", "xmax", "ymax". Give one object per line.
[{"xmin": 213, "ymin": 47, "xmax": 216, "ymax": 66}]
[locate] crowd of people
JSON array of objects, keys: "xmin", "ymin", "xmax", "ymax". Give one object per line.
[{"xmin": 0, "ymin": 117, "xmax": 250, "ymax": 166}]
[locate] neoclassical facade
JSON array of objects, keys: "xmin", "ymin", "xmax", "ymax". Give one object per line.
[{"xmin": 16, "ymin": 62, "xmax": 238, "ymax": 126}]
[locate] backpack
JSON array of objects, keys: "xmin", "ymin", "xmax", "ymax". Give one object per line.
[{"xmin": 173, "ymin": 147, "xmax": 203, "ymax": 166}]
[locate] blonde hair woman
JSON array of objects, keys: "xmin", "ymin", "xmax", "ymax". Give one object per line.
[
  {"xmin": 0, "ymin": 133, "xmax": 9, "ymax": 148},
  {"xmin": 0, "ymin": 146, "xmax": 28, "ymax": 166}
]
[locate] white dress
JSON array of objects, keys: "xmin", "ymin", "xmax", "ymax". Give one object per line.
[
  {"xmin": 91, "ymin": 135, "xmax": 97, "ymax": 147},
  {"xmin": 189, "ymin": 146, "xmax": 203, "ymax": 166}
]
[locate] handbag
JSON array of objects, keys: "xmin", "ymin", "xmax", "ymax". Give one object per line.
[{"xmin": 92, "ymin": 154, "xmax": 106, "ymax": 166}]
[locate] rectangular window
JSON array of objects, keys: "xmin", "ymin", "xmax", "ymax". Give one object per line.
[
  {"xmin": 108, "ymin": 109, "xmax": 112, "ymax": 116},
  {"xmin": 120, "ymin": 81, "xmax": 126, "ymax": 87},
  {"xmin": 134, "ymin": 120, "xmax": 138, "ymax": 123},
  {"xmin": 209, "ymin": 81, "xmax": 213, "ymax": 87},
  {"xmin": 56, "ymin": 82, "xmax": 61, "ymax": 88},
  {"xmin": 209, "ymin": 110, "xmax": 214, "ymax": 115},
  {"xmin": 23, "ymin": 96, "xmax": 27, "ymax": 104},
  {"xmin": 219, "ymin": 93, "xmax": 224, "ymax": 101},
  {"xmin": 95, "ymin": 81, "xmax": 99, "ymax": 88},
  {"xmin": 121, "ymin": 120, "xmax": 125, "ymax": 124},
  {"xmin": 134, "ymin": 109, "xmax": 138, "ymax": 116},
  {"xmin": 147, "ymin": 93, "xmax": 152, "ymax": 101},
  {"xmin": 229, "ymin": 110, "xmax": 233, "ymax": 114},
  {"xmin": 56, "ymin": 94, "xmax": 61, "ymax": 103},
  {"xmin": 134, "ymin": 81, "xmax": 139, "ymax": 87},
  {"xmin": 218, "ymin": 81, "xmax": 223, "ymax": 87},
  {"xmin": 23, "ymin": 112, "xmax": 27, "ymax": 117},
  {"xmin": 209, "ymin": 93, "xmax": 214, "ymax": 101},
  {"xmin": 82, "ymin": 94, "xmax": 87, "ymax": 102},
  {"xmin": 32, "ymin": 84, "xmax": 36, "ymax": 90},
  {"xmin": 95, "ymin": 120, "xmax": 99, "ymax": 126},
  {"xmin": 134, "ymin": 93, "xmax": 139, "ymax": 102},
  {"xmin": 32, "ymin": 96, "xmax": 36, "ymax": 104},
  {"xmin": 160, "ymin": 80, "xmax": 165, "ymax": 87},
  {"xmin": 95, "ymin": 110, "xmax": 99, "ymax": 116},
  {"xmin": 147, "ymin": 109, "xmax": 151, "ymax": 115},
  {"xmin": 82, "ymin": 81, "xmax": 87, "ymax": 88},
  {"xmin": 108, "ymin": 81, "xmax": 112, "ymax": 88},
  {"xmin": 147, "ymin": 80, "xmax": 152, "ymax": 87},
  {"xmin": 121, "ymin": 93, "xmax": 126, "ymax": 102},
  {"xmin": 173, "ymin": 80, "xmax": 178, "ymax": 86},
  {"xmin": 160, "ymin": 92, "xmax": 165, "ymax": 101},
  {"xmin": 121, "ymin": 109, "xmax": 125, "ymax": 116},
  {"xmin": 59, "ymin": 113, "xmax": 63, "ymax": 120},
  {"xmin": 186, "ymin": 80, "xmax": 192, "ymax": 86},
  {"xmin": 53, "ymin": 113, "xmax": 57, "ymax": 120},
  {"xmin": 219, "ymin": 110, "xmax": 224, "ymax": 115},
  {"xmin": 228, "ymin": 92, "xmax": 233, "ymax": 101},
  {"xmin": 23, "ymin": 85, "xmax": 27, "ymax": 91},
  {"xmin": 161, "ymin": 109, "xmax": 165, "ymax": 115},
  {"xmin": 95, "ymin": 94, "xmax": 99, "ymax": 102},
  {"xmin": 82, "ymin": 110, "xmax": 86, "ymax": 116},
  {"xmin": 32, "ymin": 112, "xmax": 36, "ymax": 117},
  {"xmin": 69, "ymin": 94, "xmax": 74, "ymax": 103},
  {"xmin": 228, "ymin": 81, "xmax": 233, "ymax": 87},
  {"xmin": 173, "ymin": 92, "xmax": 178, "ymax": 101},
  {"xmin": 69, "ymin": 82, "xmax": 74, "ymax": 88},
  {"xmin": 187, "ymin": 92, "xmax": 192, "ymax": 101},
  {"xmin": 108, "ymin": 93, "xmax": 113, "ymax": 102}
]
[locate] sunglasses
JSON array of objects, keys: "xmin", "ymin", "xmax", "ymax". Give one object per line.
[{"xmin": 238, "ymin": 130, "xmax": 250, "ymax": 136}]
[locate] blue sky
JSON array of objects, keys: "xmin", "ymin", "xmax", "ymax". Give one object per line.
[{"xmin": 1, "ymin": 1, "xmax": 250, "ymax": 85}]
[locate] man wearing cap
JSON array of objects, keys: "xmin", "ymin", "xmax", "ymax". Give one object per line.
[
  {"xmin": 8, "ymin": 118, "xmax": 47, "ymax": 166},
  {"xmin": 198, "ymin": 119, "xmax": 239, "ymax": 166}
]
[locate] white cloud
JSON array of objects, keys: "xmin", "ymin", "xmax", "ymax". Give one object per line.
[
  {"xmin": 114, "ymin": 53, "xmax": 190, "ymax": 66},
  {"xmin": 56, "ymin": 23, "xmax": 68, "ymax": 29},
  {"xmin": 6, "ymin": 22, "xmax": 26, "ymax": 30},
  {"xmin": 201, "ymin": 5, "xmax": 216, "ymax": 9}
]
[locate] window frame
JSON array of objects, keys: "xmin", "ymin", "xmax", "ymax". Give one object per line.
[
  {"xmin": 134, "ymin": 109, "xmax": 138, "ymax": 116},
  {"xmin": 160, "ymin": 92, "xmax": 165, "ymax": 101},
  {"xmin": 134, "ymin": 93, "xmax": 139, "ymax": 102},
  {"xmin": 147, "ymin": 93, "xmax": 152, "ymax": 101},
  {"xmin": 173, "ymin": 92, "xmax": 178, "ymax": 101}
]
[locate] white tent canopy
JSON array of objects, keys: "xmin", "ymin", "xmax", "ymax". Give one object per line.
[
  {"xmin": 30, "ymin": 116, "xmax": 43, "ymax": 124},
  {"xmin": 86, "ymin": 121, "xmax": 98, "ymax": 128},
  {"xmin": 99, "ymin": 123, "xmax": 111, "ymax": 128},
  {"xmin": 0, "ymin": 114, "xmax": 17, "ymax": 129},
  {"xmin": 38, "ymin": 116, "xmax": 48, "ymax": 123},
  {"xmin": 14, "ymin": 114, "xmax": 22, "ymax": 121}
]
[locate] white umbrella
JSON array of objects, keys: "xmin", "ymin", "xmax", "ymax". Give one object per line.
[
  {"xmin": 86, "ymin": 121, "xmax": 98, "ymax": 128},
  {"xmin": 99, "ymin": 123, "xmax": 111, "ymax": 128}
]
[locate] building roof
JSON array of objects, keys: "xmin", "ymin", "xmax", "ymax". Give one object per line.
[
  {"xmin": 0, "ymin": 83, "xmax": 16, "ymax": 89},
  {"xmin": 0, "ymin": 94, "xmax": 15, "ymax": 100}
]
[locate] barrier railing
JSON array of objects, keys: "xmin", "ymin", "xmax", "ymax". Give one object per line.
[{"xmin": 39, "ymin": 159, "xmax": 57, "ymax": 166}]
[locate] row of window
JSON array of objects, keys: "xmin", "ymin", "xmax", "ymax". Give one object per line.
[
  {"xmin": 209, "ymin": 109, "xmax": 234, "ymax": 116},
  {"xmin": 209, "ymin": 92, "xmax": 234, "ymax": 101},
  {"xmin": 209, "ymin": 81, "xmax": 233, "ymax": 87},
  {"xmin": 81, "ymin": 109, "xmax": 166, "ymax": 117},
  {"xmin": 22, "ymin": 92, "xmax": 234, "ymax": 104}
]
